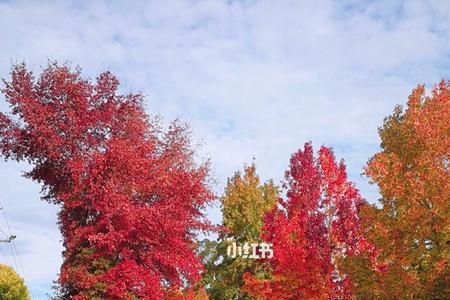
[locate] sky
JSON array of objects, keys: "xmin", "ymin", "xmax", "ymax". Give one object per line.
[{"xmin": 0, "ymin": 0, "xmax": 449, "ymax": 298}]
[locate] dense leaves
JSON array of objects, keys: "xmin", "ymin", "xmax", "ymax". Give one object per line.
[
  {"xmin": 0, "ymin": 264, "xmax": 30, "ymax": 300},
  {"xmin": 243, "ymin": 143, "xmax": 377, "ymax": 299},
  {"xmin": 0, "ymin": 63, "xmax": 214, "ymax": 299},
  {"xmin": 0, "ymin": 61, "xmax": 448, "ymax": 299},
  {"xmin": 200, "ymin": 164, "xmax": 278, "ymax": 299},
  {"xmin": 358, "ymin": 81, "xmax": 450, "ymax": 299}
]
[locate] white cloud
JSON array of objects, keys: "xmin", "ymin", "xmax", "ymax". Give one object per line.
[{"xmin": 1, "ymin": 0, "xmax": 449, "ymax": 298}]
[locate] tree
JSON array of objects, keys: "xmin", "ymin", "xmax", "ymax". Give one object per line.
[
  {"xmin": 243, "ymin": 143, "xmax": 376, "ymax": 299},
  {"xmin": 359, "ymin": 81, "xmax": 450, "ymax": 299},
  {"xmin": 200, "ymin": 163, "xmax": 278, "ymax": 299},
  {"xmin": 0, "ymin": 264, "xmax": 30, "ymax": 300},
  {"xmin": 0, "ymin": 63, "xmax": 214, "ymax": 299}
]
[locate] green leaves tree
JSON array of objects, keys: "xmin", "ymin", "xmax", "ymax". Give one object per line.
[{"xmin": 200, "ymin": 163, "xmax": 278, "ymax": 299}]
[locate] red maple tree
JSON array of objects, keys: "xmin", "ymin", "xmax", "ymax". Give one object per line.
[
  {"xmin": 0, "ymin": 63, "xmax": 213, "ymax": 299},
  {"xmin": 243, "ymin": 143, "xmax": 377, "ymax": 299}
]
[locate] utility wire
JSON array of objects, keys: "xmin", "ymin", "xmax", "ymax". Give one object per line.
[
  {"xmin": 0, "ymin": 203, "xmax": 19, "ymax": 271},
  {"xmin": 0, "ymin": 200, "xmax": 34, "ymax": 300},
  {"xmin": 8, "ymin": 241, "xmax": 19, "ymax": 271},
  {"xmin": 0, "ymin": 226, "xmax": 10, "ymax": 238}
]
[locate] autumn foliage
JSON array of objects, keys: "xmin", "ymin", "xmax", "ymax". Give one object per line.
[
  {"xmin": 0, "ymin": 264, "xmax": 30, "ymax": 300},
  {"xmin": 242, "ymin": 143, "xmax": 377, "ymax": 299},
  {"xmin": 0, "ymin": 62, "xmax": 448, "ymax": 299},
  {"xmin": 0, "ymin": 63, "xmax": 213, "ymax": 299},
  {"xmin": 200, "ymin": 163, "xmax": 277, "ymax": 299},
  {"xmin": 358, "ymin": 81, "xmax": 450, "ymax": 299}
]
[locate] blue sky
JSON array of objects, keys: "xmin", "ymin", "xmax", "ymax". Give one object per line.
[{"xmin": 0, "ymin": 0, "xmax": 449, "ymax": 298}]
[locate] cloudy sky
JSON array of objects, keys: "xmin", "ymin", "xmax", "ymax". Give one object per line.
[{"xmin": 0, "ymin": 0, "xmax": 449, "ymax": 298}]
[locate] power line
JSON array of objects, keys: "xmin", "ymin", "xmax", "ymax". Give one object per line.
[
  {"xmin": 8, "ymin": 241, "xmax": 19, "ymax": 272},
  {"xmin": 0, "ymin": 200, "xmax": 34, "ymax": 300},
  {"xmin": 0, "ymin": 204, "xmax": 19, "ymax": 271},
  {"xmin": 12, "ymin": 240, "xmax": 31, "ymax": 297},
  {"xmin": 0, "ymin": 226, "xmax": 10, "ymax": 238}
]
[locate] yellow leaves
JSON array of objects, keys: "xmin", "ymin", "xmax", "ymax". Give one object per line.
[
  {"xmin": 0, "ymin": 264, "xmax": 30, "ymax": 300},
  {"xmin": 201, "ymin": 163, "xmax": 278, "ymax": 299},
  {"xmin": 222, "ymin": 163, "xmax": 278, "ymax": 241}
]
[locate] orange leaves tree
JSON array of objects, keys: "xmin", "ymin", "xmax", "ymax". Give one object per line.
[
  {"xmin": 360, "ymin": 81, "xmax": 450, "ymax": 299},
  {"xmin": 0, "ymin": 63, "xmax": 213, "ymax": 299},
  {"xmin": 243, "ymin": 143, "xmax": 376, "ymax": 299}
]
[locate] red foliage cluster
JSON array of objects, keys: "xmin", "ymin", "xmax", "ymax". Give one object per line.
[
  {"xmin": 0, "ymin": 64, "xmax": 213, "ymax": 299},
  {"xmin": 4, "ymin": 63, "xmax": 440, "ymax": 299},
  {"xmin": 243, "ymin": 143, "xmax": 377, "ymax": 299}
]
